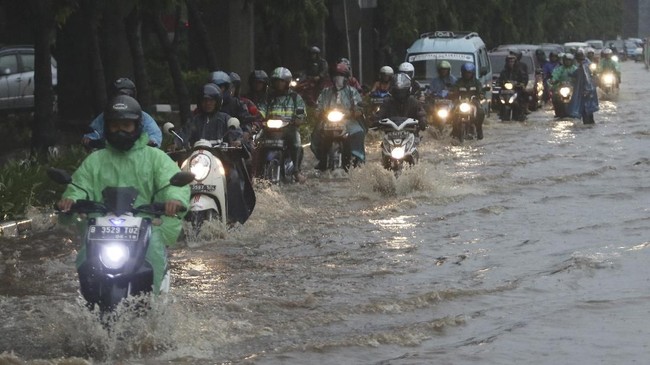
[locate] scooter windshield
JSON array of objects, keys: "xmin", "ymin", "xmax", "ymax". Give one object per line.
[{"xmin": 101, "ymin": 187, "xmax": 139, "ymax": 215}]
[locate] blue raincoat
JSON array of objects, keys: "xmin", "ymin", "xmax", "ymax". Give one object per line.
[{"xmin": 568, "ymin": 62, "xmax": 599, "ymax": 121}]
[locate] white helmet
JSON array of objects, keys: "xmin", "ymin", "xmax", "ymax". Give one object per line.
[
  {"xmin": 379, "ymin": 66, "xmax": 394, "ymax": 76},
  {"xmin": 398, "ymin": 62, "xmax": 414, "ymax": 78}
]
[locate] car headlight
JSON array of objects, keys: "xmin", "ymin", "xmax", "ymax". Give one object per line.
[
  {"xmin": 327, "ymin": 110, "xmax": 345, "ymax": 122},
  {"xmin": 559, "ymin": 87, "xmax": 571, "ymax": 98},
  {"xmin": 437, "ymin": 109, "xmax": 449, "ymax": 119},
  {"xmin": 459, "ymin": 102, "xmax": 471, "ymax": 113},
  {"xmin": 99, "ymin": 243, "xmax": 130, "ymax": 270},
  {"xmin": 504, "ymin": 82, "xmax": 514, "ymax": 90},
  {"xmin": 190, "ymin": 153, "xmax": 211, "ymax": 181},
  {"xmin": 391, "ymin": 146, "xmax": 405, "ymax": 160},
  {"xmin": 266, "ymin": 119, "xmax": 284, "ymax": 129}
]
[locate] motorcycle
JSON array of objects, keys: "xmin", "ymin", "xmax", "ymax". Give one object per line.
[
  {"xmin": 256, "ymin": 109, "xmax": 305, "ymax": 184},
  {"xmin": 553, "ymin": 81, "xmax": 574, "ymax": 118},
  {"xmin": 598, "ymin": 72, "xmax": 619, "ymax": 98},
  {"xmin": 497, "ymin": 81, "xmax": 520, "ymax": 121},
  {"xmin": 47, "ymin": 167, "xmax": 194, "ymax": 313},
  {"xmin": 164, "ymin": 123, "xmax": 240, "ymax": 228},
  {"xmin": 377, "ymin": 117, "xmax": 420, "ymax": 176},
  {"xmin": 424, "ymin": 91, "xmax": 454, "ymax": 136},
  {"xmin": 452, "ymin": 96, "xmax": 478, "ymax": 142}
]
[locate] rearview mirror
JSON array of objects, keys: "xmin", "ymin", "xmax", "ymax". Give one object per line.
[
  {"xmin": 295, "ymin": 108, "xmax": 305, "ymax": 116},
  {"xmin": 169, "ymin": 171, "xmax": 195, "ymax": 187},
  {"xmin": 47, "ymin": 168, "xmax": 72, "ymax": 185}
]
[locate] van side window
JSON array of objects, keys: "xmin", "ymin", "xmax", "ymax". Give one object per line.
[{"xmin": 0, "ymin": 54, "xmax": 18, "ymax": 75}]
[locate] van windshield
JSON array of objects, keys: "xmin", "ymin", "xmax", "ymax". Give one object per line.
[{"xmin": 408, "ymin": 53, "xmax": 475, "ymax": 83}]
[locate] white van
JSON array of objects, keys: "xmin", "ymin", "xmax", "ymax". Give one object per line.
[{"xmin": 406, "ymin": 31, "xmax": 492, "ymax": 112}]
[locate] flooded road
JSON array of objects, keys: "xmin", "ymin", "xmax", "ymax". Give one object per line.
[{"xmin": 2, "ymin": 61, "xmax": 650, "ymax": 364}]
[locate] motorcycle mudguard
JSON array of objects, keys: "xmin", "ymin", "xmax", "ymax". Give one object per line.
[{"xmin": 190, "ymin": 194, "xmax": 226, "ymax": 224}]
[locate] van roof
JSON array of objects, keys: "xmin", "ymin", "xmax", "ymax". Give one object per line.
[{"xmin": 406, "ymin": 30, "xmax": 486, "ymax": 55}]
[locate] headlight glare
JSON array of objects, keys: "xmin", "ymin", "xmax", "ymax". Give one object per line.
[
  {"xmin": 190, "ymin": 153, "xmax": 211, "ymax": 181},
  {"xmin": 391, "ymin": 146, "xmax": 405, "ymax": 160},
  {"xmin": 327, "ymin": 110, "xmax": 345, "ymax": 122},
  {"xmin": 99, "ymin": 243, "xmax": 129, "ymax": 270},
  {"xmin": 266, "ymin": 119, "xmax": 284, "ymax": 129}
]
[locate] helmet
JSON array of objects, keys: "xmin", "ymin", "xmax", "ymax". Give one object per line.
[
  {"xmin": 339, "ymin": 57, "xmax": 351, "ymax": 67},
  {"xmin": 391, "ymin": 73, "xmax": 412, "ymax": 101},
  {"xmin": 512, "ymin": 50, "xmax": 523, "ymax": 60},
  {"xmin": 271, "ymin": 67, "xmax": 293, "ymax": 82},
  {"xmin": 563, "ymin": 53, "xmax": 575, "ymax": 61},
  {"xmin": 201, "ymin": 83, "xmax": 223, "ymax": 109},
  {"xmin": 210, "ymin": 71, "xmax": 232, "ymax": 88},
  {"xmin": 549, "ymin": 51, "xmax": 558, "ymax": 59},
  {"xmin": 334, "ymin": 62, "xmax": 350, "ymax": 77},
  {"xmin": 602, "ymin": 48, "xmax": 613, "ymax": 56},
  {"xmin": 586, "ymin": 47, "xmax": 595, "ymax": 55},
  {"xmin": 461, "ymin": 62, "xmax": 476, "ymax": 74},
  {"xmin": 575, "ymin": 48, "xmax": 586, "ymax": 61},
  {"xmin": 111, "ymin": 77, "xmax": 137, "ymax": 98},
  {"xmin": 379, "ymin": 65, "xmax": 394, "ymax": 77},
  {"xmin": 229, "ymin": 72, "xmax": 241, "ymax": 85},
  {"xmin": 104, "ymin": 95, "xmax": 142, "ymax": 151},
  {"xmin": 248, "ymin": 69, "xmax": 269, "ymax": 89},
  {"xmin": 310, "ymin": 46, "xmax": 321, "ymax": 54},
  {"xmin": 437, "ymin": 60, "xmax": 451, "ymax": 70},
  {"xmin": 398, "ymin": 61, "xmax": 415, "ymax": 76}
]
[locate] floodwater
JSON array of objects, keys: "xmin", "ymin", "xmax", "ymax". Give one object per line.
[{"xmin": 1, "ymin": 62, "xmax": 649, "ymax": 365}]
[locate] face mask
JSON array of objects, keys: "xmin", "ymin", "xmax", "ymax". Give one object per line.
[
  {"xmin": 106, "ymin": 129, "xmax": 140, "ymax": 151},
  {"xmin": 334, "ymin": 76, "xmax": 346, "ymax": 89}
]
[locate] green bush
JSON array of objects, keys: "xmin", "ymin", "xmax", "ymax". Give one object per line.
[{"xmin": 0, "ymin": 146, "xmax": 87, "ymax": 221}]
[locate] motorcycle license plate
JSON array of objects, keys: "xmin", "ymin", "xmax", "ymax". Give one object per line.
[
  {"xmin": 191, "ymin": 184, "xmax": 217, "ymax": 192},
  {"xmin": 263, "ymin": 139, "xmax": 284, "ymax": 148},
  {"xmin": 88, "ymin": 225, "xmax": 139, "ymax": 241},
  {"xmin": 324, "ymin": 122, "xmax": 344, "ymax": 131},
  {"xmin": 387, "ymin": 131, "xmax": 411, "ymax": 139}
]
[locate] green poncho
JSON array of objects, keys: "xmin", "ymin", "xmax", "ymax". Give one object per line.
[{"xmin": 62, "ymin": 133, "xmax": 190, "ymax": 293}]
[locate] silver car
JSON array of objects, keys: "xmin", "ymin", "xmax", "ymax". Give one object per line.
[{"xmin": 0, "ymin": 45, "xmax": 57, "ymax": 112}]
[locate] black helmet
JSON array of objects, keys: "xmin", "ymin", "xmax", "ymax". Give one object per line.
[
  {"xmin": 200, "ymin": 83, "xmax": 223, "ymax": 111},
  {"xmin": 111, "ymin": 77, "xmax": 137, "ymax": 98},
  {"xmin": 248, "ymin": 70, "xmax": 269, "ymax": 88},
  {"xmin": 391, "ymin": 73, "xmax": 412, "ymax": 102},
  {"xmin": 104, "ymin": 95, "xmax": 143, "ymax": 151},
  {"xmin": 229, "ymin": 72, "xmax": 241, "ymax": 96}
]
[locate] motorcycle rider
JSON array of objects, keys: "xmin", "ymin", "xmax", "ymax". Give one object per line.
[
  {"xmin": 305, "ymin": 46, "xmax": 329, "ymax": 87},
  {"xmin": 255, "ymin": 66, "xmax": 307, "ymax": 183},
  {"xmin": 370, "ymin": 66, "xmax": 394, "ymax": 95},
  {"xmin": 210, "ymin": 71, "xmax": 255, "ymax": 140},
  {"xmin": 311, "ymin": 62, "xmax": 365, "ymax": 171},
  {"xmin": 338, "ymin": 57, "xmax": 363, "ymax": 93},
  {"xmin": 568, "ymin": 49, "xmax": 599, "ymax": 124},
  {"xmin": 58, "ymin": 94, "xmax": 190, "ymax": 295},
  {"xmin": 231, "ymin": 71, "xmax": 263, "ymax": 133},
  {"xmin": 428, "ymin": 61, "xmax": 457, "ymax": 98},
  {"xmin": 452, "ymin": 62, "xmax": 486, "ymax": 139},
  {"xmin": 597, "ymin": 48, "xmax": 621, "ymax": 87},
  {"xmin": 245, "ymin": 70, "xmax": 270, "ymax": 119},
  {"xmin": 177, "ymin": 83, "xmax": 255, "ymax": 224},
  {"xmin": 550, "ymin": 53, "xmax": 577, "ymax": 117},
  {"xmin": 397, "ymin": 62, "xmax": 422, "ymax": 97},
  {"xmin": 82, "ymin": 77, "xmax": 162, "ymax": 148},
  {"xmin": 498, "ymin": 54, "xmax": 528, "ymax": 121},
  {"xmin": 374, "ymin": 73, "xmax": 427, "ymax": 135},
  {"xmin": 542, "ymin": 52, "xmax": 561, "ymax": 103}
]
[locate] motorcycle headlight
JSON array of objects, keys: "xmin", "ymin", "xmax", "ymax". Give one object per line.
[
  {"xmin": 508, "ymin": 95, "xmax": 516, "ymax": 104},
  {"xmin": 266, "ymin": 119, "xmax": 284, "ymax": 129},
  {"xmin": 559, "ymin": 87, "xmax": 571, "ymax": 98},
  {"xmin": 504, "ymin": 82, "xmax": 514, "ymax": 90},
  {"xmin": 190, "ymin": 153, "xmax": 211, "ymax": 181},
  {"xmin": 602, "ymin": 74, "xmax": 615, "ymax": 84},
  {"xmin": 589, "ymin": 63, "xmax": 597, "ymax": 72},
  {"xmin": 459, "ymin": 102, "xmax": 471, "ymax": 113},
  {"xmin": 437, "ymin": 109, "xmax": 449, "ymax": 119},
  {"xmin": 391, "ymin": 146, "xmax": 405, "ymax": 160},
  {"xmin": 327, "ymin": 110, "xmax": 345, "ymax": 122},
  {"xmin": 289, "ymin": 80, "xmax": 297, "ymax": 88},
  {"xmin": 99, "ymin": 243, "xmax": 130, "ymax": 270},
  {"xmin": 612, "ymin": 55, "xmax": 619, "ymax": 62}
]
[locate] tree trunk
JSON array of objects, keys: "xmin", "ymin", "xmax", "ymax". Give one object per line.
[
  {"xmin": 146, "ymin": 8, "xmax": 191, "ymax": 125},
  {"xmin": 125, "ymin": 6, "xmax": 152, "ymax": 110},
  {"xmin": 26, "ymin": 0, "xmax": 56, "ymax": 157},
  {"xmin": 186, "ymin": 0, "xmax": 219, "ymax": 70},
  {"xmin": 85, "ymin": 0, "xmax": 108, "ymax": 115}
]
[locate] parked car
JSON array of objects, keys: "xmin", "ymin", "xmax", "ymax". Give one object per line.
[
  {"xmin": 539, "ymin": 43, "xmax": 564, "ymax": 58},
  {"xmin": 585, "ymin": 39, "xmax": 604, "ymax": 51},
  {"xmin": 0, "ymin": 45, "xmax": 57, "ymax": 113},
  {"xmin": 489, "ymin": 49, "xmax": 544, "ymax": 111}
]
